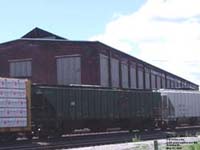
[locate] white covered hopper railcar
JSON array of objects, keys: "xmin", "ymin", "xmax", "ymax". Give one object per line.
[{"xmin": 156, "ymin": 89, "xmax": 200, "ymax": 128}]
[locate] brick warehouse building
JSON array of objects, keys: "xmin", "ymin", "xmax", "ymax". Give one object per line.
[{"xmin": 0, "ymin": 27, "xmax": 198, "ymax": 90}]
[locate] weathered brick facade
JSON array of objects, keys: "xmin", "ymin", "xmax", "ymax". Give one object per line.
[{"xmin": 0, "ymin": 28, "xmax": 198, "ymax": 90}]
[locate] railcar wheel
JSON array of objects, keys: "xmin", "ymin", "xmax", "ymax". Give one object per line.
[
  {"xmin": 38, "ymin": 132, "xmax": 48, "ymax": 139},
  {"xmin": 138, "ymin": 127, "xmax": 145, "ymax": 132},
  {"xmin": 189, "ymin": 117, "xmax": 197, "ymax": 125},
  {"xmin": 147, "ymin": 126, "xmax": 155, "ymax": 131},
  {"xmin": 37, "ymin": 129, "xmax": 49, "ymax": 139},
  {"xmin": 26, "ymin": 132, "xmax": 33, "ymax": 140},
  {"xmin": 51, "ymin": 130, "xmax": 63, "ymax": 138},
  {"xmin": 161, "ymin": 121, "xmax": 168, "ymax": 131},
  {"xmin": 168, "ymin": 121, "xmax": 176, "ymax": 130},
  {"xmin": 129, "ymin": 129, "xmax": 133, "ymax": 133}
]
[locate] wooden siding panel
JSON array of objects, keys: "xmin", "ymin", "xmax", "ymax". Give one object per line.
[
  {"xmin": 111, "ymin": 58, "xmax": 119, "ymax": 87},
  {"xmin": 57, "ymin": 56, "xmax": 81, "ymax": 85},
  {"xmin": 121, "ymin": 62, "xmax": 129, "ymax": 88},
  {"xmin": 9, "ymin": 60, "xmax": 32, "ymax": 77},
  {"xmin": 100, "ymin": 54, "xmax": 109, "ymax": 87},
  {"xmin": 130, "ymin": 65, "xmax": 136, "ymax": 89}
]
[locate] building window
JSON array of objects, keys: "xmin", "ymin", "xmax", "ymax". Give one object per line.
[
  {"xmin": 111, "ymin": 57, "xmax": 119, "ymax": 88},
  {"xmin": 9, "ymin": 59, "xmax": 32, "ymax": 77},
  {"xmin": 100, "ymin": 54, "xmax": 109, "ymax": 87},
  {"xmin": 56, "ymin": 55, "xmax": 81, "ymax": 85},
  {"xmin": 137, "ymin": 64, "xmax": 144, "ymax": 89},
  {"xmin": 130, "ymin": 62, "xmax": 136, "ymax": 89},
  {"xmin": 145, "ymin": 67, "xmax": 150, "ymax": 89},
  {"xmin": 151, "ymin": 70, "xmax": 156, "ymax": 89},
  {"xmin": 156, "ymin": 75, "xmax": 161, "ymax": 89},
  {"xmin": 121, "ymin": 60, "xmax": 129, "ymax": 88},
  {"xmin": 161, "ymin": 74, "xmax": 166, "ymax": 88}
]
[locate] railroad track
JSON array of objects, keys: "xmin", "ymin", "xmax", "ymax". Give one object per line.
[{"xmin": 1, "ymin": 126, "xmax": 200, "ymax": 150}]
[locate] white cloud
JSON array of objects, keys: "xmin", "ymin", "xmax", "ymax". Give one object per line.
[{"xmin": 89, "ymin": 0, "xmax": 200, "ymax": 86}]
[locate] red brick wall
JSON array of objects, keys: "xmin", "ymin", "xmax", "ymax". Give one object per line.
[
  {"xmin": 0, "ymin": 39, "xmax": 198, "ymax": 90},
  {"xmin": 0, "ymin": 40, "xmax": 100, "ymax": 85}
]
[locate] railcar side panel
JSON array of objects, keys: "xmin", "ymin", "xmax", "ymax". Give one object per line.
[
  {"xmin": 158, "ymin": 89, "xmax": 200, "ymax": 124},
  {"xmin": 32, "ymin": 85, "xmax": 162, "ymax": 132}
]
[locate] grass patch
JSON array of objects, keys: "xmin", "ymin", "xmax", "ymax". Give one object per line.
[{"xmin": 182, "ymin": 142, "xmax": 200, "ymax": 150}]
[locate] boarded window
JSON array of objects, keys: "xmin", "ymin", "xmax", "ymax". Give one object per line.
[
  {"xmin": 177, "ymin": 80, "xmax": 181, "ymax": 88},
  {"xmin": 167, "ymin": 79, "xmax": 170, "ymax": 88},
  {"xmin": 174, "ymin": 80, "xmax": 177, "ymax": 88},
  {"xmin": 137, "ymin": 64, "xmax": 144, "ymax": 89},
  {"xmin": 171, "ymin": 80, "xmax": 175, "ymax": 88},
  {"xmin": 183, "ymin": 82, "xmax": 187, "ymax": 88},
  {"xmin": 156, "ymin": 76, "xmax": 161, "ymax": 89},
  {"xmin": 155, "ymin": 72, "xmax": 162, "ymax": 89},
  {"xmin": 9, "ymin": 59, "xmax": 32, "ymax": 77},
  {"xmin": 176, "ymin": 82, "xmax": 179, "ymax": 88},
  {"xmin": 100, "ymin": 54, "xmax": 109, "ymax": 87},
  {"xmin": 145, "ymin": 68, "xmax": 150, "ymax": 89},
  {"xmin": 121, "ymin": 61, "xmax": 129, "ymax": 88},
  {"xmin": 151, "ymin": 74, "xmax": 156, "ymax": 89},
  {"xmin": 111, "ymin": 58, "xmax": 119, "ymax": 87},
  {"xmin": 161, "ymin": 74, "xmax": 166, "ymax": 88},
  {"xmin": 151, "ymin": 70, "xmax": 157, "ymax": 89},
  {"xmin": 56, "ymin": 55, "xmax": 81, "ymax": 85},
  {"xmin": 180, "ymin": 82, "xmax": 184, "ymax": 88},
  {"xmin": 166, "ymin": 76, "xmax": 172, "ymax": 88},
  {"xmin": 151, "ymin": 70, "xmax": 162, "ymax": 89},
  {"xmin": 130, "ymin": 63, "xmax": 136, "ymax": 89}
]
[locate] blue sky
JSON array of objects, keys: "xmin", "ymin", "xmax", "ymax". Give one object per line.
[
  {"xmin": 0, "ymin": 0, "xmax": 200, "ymax": 85},
  {"xmin": 0, "ymin": 0, "xmax": 145, "ymax": 42}
]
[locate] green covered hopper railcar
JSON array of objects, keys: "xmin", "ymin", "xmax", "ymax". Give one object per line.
[{"xmin": 31, "ymin": 85, "xmax": 161, "ymax": 136}]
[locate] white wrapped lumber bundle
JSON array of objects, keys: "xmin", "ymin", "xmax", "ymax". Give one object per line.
[{"xmin": 0, "ymin": 77, "xmax": 31, "ymax": 132}]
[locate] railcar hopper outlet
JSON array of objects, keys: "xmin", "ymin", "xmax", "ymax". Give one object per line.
[{"xmin": 0, "ymin": 78, "xmax": 31, "ymax": 133}]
